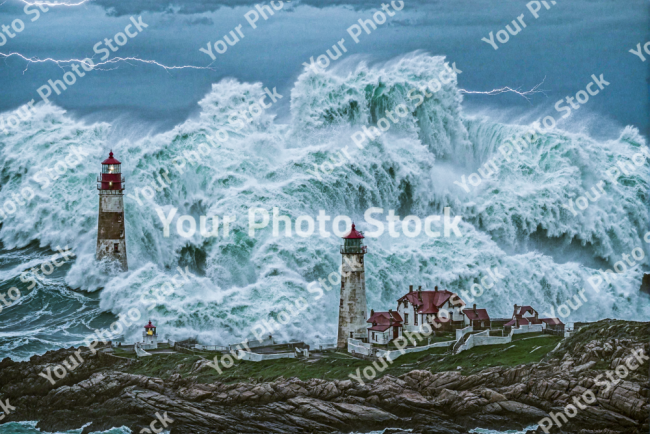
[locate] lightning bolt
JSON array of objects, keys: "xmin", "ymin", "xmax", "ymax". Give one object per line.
[
  {"xmin": 0, "ymin": 51, "xmax": 215, "ymax": 74},
  {"xmin": 459, "ymin": 78, "xmax": 547, "ymax": 102}
]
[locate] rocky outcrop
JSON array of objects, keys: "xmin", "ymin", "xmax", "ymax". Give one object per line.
[{"xmin": 0, "ymin": 323, "xmax": 648, "ymax": 434}]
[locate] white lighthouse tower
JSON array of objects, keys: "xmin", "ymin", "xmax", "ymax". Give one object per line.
[
  {"xmin": 143, "ymin": 320, "xmax": 158, "ymax": 349},
  {"xmin": 337, "ymin": 223, "xmax": 368, "ymax": 348}
]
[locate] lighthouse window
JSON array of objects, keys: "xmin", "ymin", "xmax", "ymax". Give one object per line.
[
  {"xmin": 340, "ymin": 299, "xmax": 343, "ymax": 307},
  {"xmin": 114, "ymin": 243, "xmax": 119, "ymax": 252}
]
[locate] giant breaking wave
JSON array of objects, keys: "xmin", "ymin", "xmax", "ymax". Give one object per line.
[{"xmin": 0, "ymin": 53, "xmax": 648, "ymax": 359}]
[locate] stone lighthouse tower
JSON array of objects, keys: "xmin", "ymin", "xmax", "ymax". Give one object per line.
[
  {"xmin": 96, "ymin": 151, "xmax": 128, "ymax": 271},
  {"xmin": 337, "ymin": 223, "xmax": 368, "ymax": 348}
]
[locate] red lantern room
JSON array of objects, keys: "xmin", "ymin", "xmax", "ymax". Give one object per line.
[
  {"xmin": 144, "ymin": 320, "xmax": 156, "ymax": 335},
  {"xmin": 143, "ymin": 320, "xmax": 158, "ymax": 347},
  {"xmin": 341, "ymin": 223, "xmax": 367, "ymax": 254},
  {"xmin": 97, "ymin": 151, "xmax": 125, "ymax": 193}
]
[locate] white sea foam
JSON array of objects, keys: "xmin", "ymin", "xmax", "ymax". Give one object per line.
[
  {"xmin": 0, "ymin": 421, "xmax": 133, "ymax": 433},
  {"xmin": 0, "ymin": 53, "xmax": 647, "ymax": 347}
]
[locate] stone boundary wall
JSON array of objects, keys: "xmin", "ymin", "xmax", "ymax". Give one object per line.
[
  {"xmin": 456, "ymin": 326, "xmax": 474, "ymax": 341},
  {"xmin": 348, "ymin": 339, "xmax": 373, "ymax": 356},
  {"xmin": 512, "ymin": 324, "xmax": 543, "ymax": 334},
  {"xmin": 239, "ymin": 351, "xmax": 296, "ymax": 362}
]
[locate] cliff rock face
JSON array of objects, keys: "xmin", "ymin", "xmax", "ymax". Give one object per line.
[{"xmin": 0, "ymin": 323, "xmax": 648, "ymax": 434}]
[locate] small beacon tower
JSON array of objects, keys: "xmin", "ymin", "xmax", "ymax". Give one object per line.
[
  {"xmin": 143, "ymin": 320, "xmax": 158, "ymax": 348},
  {"xmin": 337, "ymin": 223, "xmax": 368, "ymax": 348},
  {"xmin": 96, "ymin": 151, "xmax": 128, "ymax": 271}
]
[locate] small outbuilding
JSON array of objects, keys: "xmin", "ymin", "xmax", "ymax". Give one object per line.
[
  {"xmin": 367, "ymin": 309, "xmax": 403, "ymax": 345},
  {"xmin": 463, "ymin": 304, "xmax": 491, "ymax": 330}
]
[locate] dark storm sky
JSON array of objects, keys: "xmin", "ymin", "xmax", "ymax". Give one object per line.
[{"xmin": 0, "ymin": 0, "xmax": 648, "ymax": 138}]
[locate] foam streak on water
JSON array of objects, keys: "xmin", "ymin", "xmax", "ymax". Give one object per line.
[{"xmin": 0, "ymin": 421, "xmax": 132, "ymax": 434}]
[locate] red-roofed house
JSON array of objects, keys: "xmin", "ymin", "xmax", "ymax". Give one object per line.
[
  {"xmin": 367, "ymin": 309, "xmax": 403, "ymax": 345},
  {"xmin": 504, "ymin": 304, "xmax": 540, "ymax": 328},
  {"xmin": 462, "ymin": 304, "xmax": 491, "ymax": 330},
  {"xmin": 504, "ymin": 304, "xmax": 564, "ymax": 334},
  {"xmin": 397, "ymin": 285, "xmax": 466, "ymax": 332}
]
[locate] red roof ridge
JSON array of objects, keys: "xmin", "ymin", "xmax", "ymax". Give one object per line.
[
  {"xmin": 102, "ymin": 150, "xmax": 121, "ymax": 165},
  {"xmin": 367, "ymin": 311, "xmax": 403, "ymax": 324},
  {"xmin": 343, "ymin": 222, "xmax": 364, "ymax": 239}
]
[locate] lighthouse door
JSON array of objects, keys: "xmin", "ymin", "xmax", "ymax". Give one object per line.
[{"xmin": 393, "ymin": 327, "xmax": 399, "ymax": 340}]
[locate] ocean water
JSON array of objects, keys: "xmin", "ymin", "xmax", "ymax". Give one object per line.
[
  {"xmin": 0, "ymin": 421, "xmax": 131, "ymax": 434},
  {"xmin": 0, "ymin": 53, "xmax": 648, "ymax": 361}
]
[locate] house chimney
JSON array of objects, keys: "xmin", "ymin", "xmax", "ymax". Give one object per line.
[
  {"xmin": 514, "ymin": 304, "xmax": 518, "ymax": 311},
  {"xmin": 473, "ymin": 304, "xmax": 477, "ymax": 311},
  {"xmin": 370, "ymin": 309, "xmax": 374, "ymax": 316},
  {"xmin": 418, "ymin": 285, "xmax": 422, "ymax": 291},
  {"xmin": 409, "ymin": 285, "xmax": 413, "ymax": 291},
  {"xmin": 434, "ymin": 285, "xmax": 438, "ymax": 291}
]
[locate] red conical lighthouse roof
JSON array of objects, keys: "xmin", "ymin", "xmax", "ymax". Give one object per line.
[
  {"xmin": 144, "ymin": 320, "xmax": 155, "ymax": 329},
  {"xmin": 343, "ymin": 223, "xmax": 364, "ymax": 239},
  {"xmin": 102, "ymin": 150, "xmax": 121, "ymax": 165}
]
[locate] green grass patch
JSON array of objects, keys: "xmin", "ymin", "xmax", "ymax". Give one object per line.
[
  {"xmin": 115, "ymin": 333, "xmax": 564, "ymax": 384},
  {"xmin": 386, "ymin": 333, "xmax": 455, "ymax": 350},
  {"xmin": 107, "ymin": 321, "xmax": 649, "ymax": 385},
  {"xmin": 111, "ymin": 348, "xmax": 137, "ymax": 358},
  {"xmin": 427, "ymin": 335, "xmax": 562, "ymax": 374},
  {"xmin": 511, "ymin": 332, "xmax": 544, "ymax": 341},
  {"xmin": 122, "ymin": 353, "xmax": 203, "ymax": 378}
]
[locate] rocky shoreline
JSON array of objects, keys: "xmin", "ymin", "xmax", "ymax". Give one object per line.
[{"xmin": 0, "ymin": 321, "xmax": 647, "ymax": 434}]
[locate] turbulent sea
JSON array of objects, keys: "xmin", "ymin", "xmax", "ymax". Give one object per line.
[
  {"xmin": 0, "ymin": 53, "xmax": 648, "ymax": 363},
  {"xmin": 0, "ymin": 422, "xmax": 132, "ymax": 434}
]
